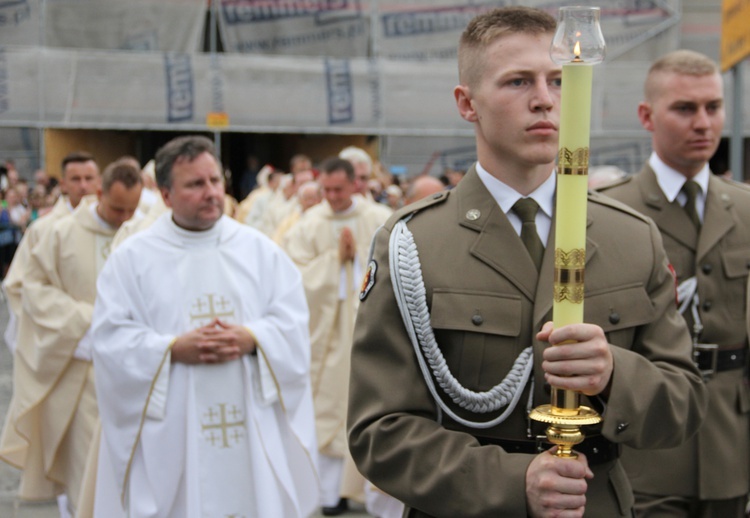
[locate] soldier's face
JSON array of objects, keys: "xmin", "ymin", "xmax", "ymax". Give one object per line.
[
  {"xmin": 454, "ymin": 32, "xmax": 561, "ymax": 170},
  {"xmin": 161, "ymin": 151, "xmax": 225, "ymax": 231},
  {"xmin": 639, "ymin": 71, "xmax": 724, "ymax": 178}
]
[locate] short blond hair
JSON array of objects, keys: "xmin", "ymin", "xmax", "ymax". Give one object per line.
[
  {"xmin": 644, "ymin": 50, "xmax": 719, "ymax": 101},
  {"xmin": 458, "ymin": 7, "xmax": 556, "ymax": 88}
]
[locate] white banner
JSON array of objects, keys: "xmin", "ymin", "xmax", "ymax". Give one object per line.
[
  {"xmin": 0, "ymin": 0, "xmax": 206, "ymax": 51},
  {"xmin": 216, "ymin": 0, "xmax": 680, "ymax": 60},
  {"xmin": 378, "ymin": 0, "xmax": 679, "ymax": 61},
  {"xmin": 218, "ymin": 0, "xmax": 370, "ymax": 57},
  {"xmin": 0, "ymin": 0, "xmax": 41, "ymax": 47},
  {"xmin": 1, "ymin": 0, "xmax": 723, "ymax": 146},
  {"xmin": 4, "ymin": 46, "xmax": 745, "ymax": 138},
  {"xmin": 0, "ymin": 47, "xmax": 465, "ymax": 132}
]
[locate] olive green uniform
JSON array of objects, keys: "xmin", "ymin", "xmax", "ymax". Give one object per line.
[
  {"xmin": 348, "ymin": 167, "xmax": 707, "ymax": 518},
  {"xmin": 600, "ymin": 166, "xmax": 750, "ymax": 511}
]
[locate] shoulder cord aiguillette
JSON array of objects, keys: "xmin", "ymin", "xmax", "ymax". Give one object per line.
[{"xmin": 389, "ymin": 218, "xmax": 533, "ymax": 429}]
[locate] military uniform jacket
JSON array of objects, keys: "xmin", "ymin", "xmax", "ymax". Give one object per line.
[
  {"xmin": 599, "ymin": 165, "xmax": 750, "ymax": 499},
  {"xmin": 348, "ymin": 167, "xmax": 707, "ymax": 518}
]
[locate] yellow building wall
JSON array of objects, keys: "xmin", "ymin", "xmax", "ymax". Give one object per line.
[{"xmin": 44, "ymin": 129, "xmax": 138, "ymax": 179}]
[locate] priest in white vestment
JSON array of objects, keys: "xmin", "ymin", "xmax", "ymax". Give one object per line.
[
  {"xmin": 261, "ymin": 169, "xmax": 315, "ymax": 238},
  {"xmin": 2, "ymin": 151, "xmax": 101, "ymax": 353},
  {"xmin": 91, "ymin": 135, "xmax": 319, "ymax": 518},
  {"xmin": 273, "ymin": 180, "xmax": 323, "ymax": 244},
  {"xmin": 282, "ymin": 156, "xmax": 390, "ymax": 515},
  {"xmin": 0, "ymin": 158, "xmax": 142, "ymax": 515},
  {"xmin": 242, "ymin": 168, "xmax": 284, "ymax": 229}
]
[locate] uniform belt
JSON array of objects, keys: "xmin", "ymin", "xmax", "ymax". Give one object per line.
[
  {"xmin": 694, "ymin": 345, "xmax": 747, "ymax": 378},
  {"xmin": 474, "ymin": 433, "xmax": 619, "ymax": 466}
]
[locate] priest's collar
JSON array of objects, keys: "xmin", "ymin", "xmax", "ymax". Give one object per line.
[
  {"xmin": 334, "ymin": 195, "xmax": 358, "ymax": 216},
  {"xmin": 90, "ymin": 202, "xmax": 116, "ymax": 231},
  {"xmin": 168, "ymin": 214, "xmax": 223, "ymax": 245}
]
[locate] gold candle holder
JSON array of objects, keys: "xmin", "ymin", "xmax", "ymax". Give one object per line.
[{"xmin": 529, "ymin": 6, "xmax": 606, "ymax": 459}]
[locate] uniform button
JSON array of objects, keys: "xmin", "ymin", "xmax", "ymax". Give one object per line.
[
  {"xmin": 609, "ymin": 312, "xmax": 620, "ymax": 325},
  {"xmin": 616, "ymin": 422, "xmax": 629, "ymax": 434},
  {"xmin": 702, "ymin": 300, "xmax": 712, "ymax": 311},
  {"xmin": 701, "ymin": 263, "xmax": 712, "ymax": 274},
  {"xmin": 472, "ymin": 314, "xmax": 483, "ymax": 326}
]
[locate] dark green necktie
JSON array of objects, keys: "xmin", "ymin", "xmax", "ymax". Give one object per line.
[
  {"xmin": 512, "ymin": 198, "xmax": 544, "ymax": 272},
  {"xmin": 682, "ymin": 180, "xmax": 702, "ymax": 229}
]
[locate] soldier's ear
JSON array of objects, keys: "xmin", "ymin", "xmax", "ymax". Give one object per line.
[
  {"xmin": 455, "ymin": 85, "xmax": 478, "ymax": 123},
  {"xmin": 638, "ymin": 102, "xmax": 655, "ymax": 132}
]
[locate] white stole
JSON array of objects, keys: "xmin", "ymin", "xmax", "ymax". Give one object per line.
[{"xmin": 181, "ymin": 246, "xmax": 256, "ymax": 517}]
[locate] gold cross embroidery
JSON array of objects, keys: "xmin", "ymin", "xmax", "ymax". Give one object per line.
[
  {"xmin": 101, "ymin": 239, "xmax": 112, "ymax": 261},
  {"xmin": 201, "ymin": 403, "xmax": 246, "ymax": 449},
  {"xmin": 206, "ymin": 430, "xmax": 221, "ymax": 447},
  {"xmin": 203, "ymin": 407, "xmax": 218, "ymax": 422},
  {"xmin": 190, "ymin": 294, "xmax": 236, "ymax": 325}
]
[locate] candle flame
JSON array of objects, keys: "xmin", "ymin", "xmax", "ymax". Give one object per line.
[{"xmin": 573, "ymin": 40, "xmax": 581, "ymax": 58}]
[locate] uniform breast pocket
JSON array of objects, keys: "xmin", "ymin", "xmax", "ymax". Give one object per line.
[
  {"xmin": 720, "ymin": 247, "xmax": 750, "ymax": 319},
  {"xmin": 584, "ymin": 283, "xmax": 654, "ymax": 349},
  {"xmin": 430, "ymin": 289, "xmax": 524, "ymax": 391}
]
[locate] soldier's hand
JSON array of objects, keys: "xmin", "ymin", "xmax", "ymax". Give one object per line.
[
  {"xmin": 537, "ymin": 322, "xmax": 614, "ymax": 396},
  {"xmin": 338, "ymin": 227, "xmax": 356, "ymax": 263},
  {"xmin": 526, "ymin": 448, "xmax": 593, "ymax": 518}
]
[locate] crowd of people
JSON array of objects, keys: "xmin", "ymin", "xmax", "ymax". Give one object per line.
[
  {"xmin": 0, "ymin": 140, "xmax": 447, "ymax": 518},
  {"xmin": 0, "ymin": 160, "xmax": 61, "ymax": 277},
  {"xmin": 0, "ymin": 5, "xmax": 748, "ymax": 518}
]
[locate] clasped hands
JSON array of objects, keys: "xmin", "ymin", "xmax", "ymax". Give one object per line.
[
  {"xmin": 170, "ymin": 318, "xmax": 255, "ymax": 365},
  {"xmin": 338, "ymin": 227, "xmax": 356, "ymax": 263},
  {"xmin": 526, "ymin": 321, "xmax": 614, "ymax": 518}
]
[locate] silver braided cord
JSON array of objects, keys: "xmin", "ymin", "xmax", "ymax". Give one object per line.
[
  {"xmin": 389, "ymin": 219, "xmax": 534, "ymax": 429},
  {"xmin": 677, "ymin": 276, "xmax": 704, "ymax": 335}
]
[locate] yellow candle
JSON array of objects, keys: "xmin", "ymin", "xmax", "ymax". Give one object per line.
[
  {"xmin": 529, "ymin": 6, "xmax": 604, "ymax": 453},
  {"xmin": 553, "ymin": 62, "xmax": 592, "ymax": 329}
]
